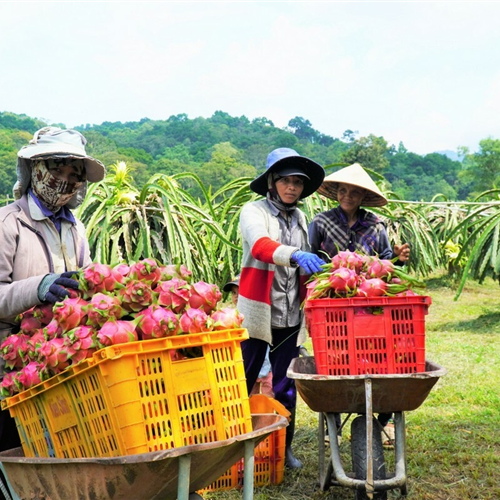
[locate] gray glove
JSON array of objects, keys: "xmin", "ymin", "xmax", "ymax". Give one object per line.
[{"xmin": 37, "ymin": 272, "xmax": 79, "ymax": 303}]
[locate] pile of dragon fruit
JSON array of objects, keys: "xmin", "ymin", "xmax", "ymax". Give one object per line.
[
  {"xmin": 305, "ymin": 250, "xmax": 425, "ymax": 301},
  {"xmin": 1, "ymin": 259, "xmax": 243, "ymax": 397}
]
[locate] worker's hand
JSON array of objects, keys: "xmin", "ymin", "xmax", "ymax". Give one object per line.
[
  {"xmin": 394, "ymin": 243, "xmax": 411, "ymax": 262},
  {"xmin": 291, "ymin": 251, "xmax": 325, "ymax": 274},
  {"xmin": 37, "ymin": 272, "xmax": 80, "ymax": 303}
]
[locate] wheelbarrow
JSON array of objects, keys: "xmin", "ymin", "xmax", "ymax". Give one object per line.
[
  {"xmin": 0, "ymin": 413, "xmax": 288, "ymax": 500},
  {"xmin": 287, "ymin": 357, "xmax": 446, "ymax": 500}
]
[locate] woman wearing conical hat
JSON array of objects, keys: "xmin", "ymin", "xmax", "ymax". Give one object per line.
[
  {"xmin": 308, "ymin": 163, "xmax": 410, "ymax": 446},
  {"xmin": 309, "ymin": 163, "xmax": 410, "ymax": 264}
]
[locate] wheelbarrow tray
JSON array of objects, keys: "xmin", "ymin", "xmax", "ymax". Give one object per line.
[
  {"xmin": 0, "ymin": 414, "xmax": 287, "ymax": 500},
  {"xmin": 288, "ymin": 357, "xmax": 446, "ymax": 414}
]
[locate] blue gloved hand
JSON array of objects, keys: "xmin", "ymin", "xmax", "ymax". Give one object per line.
[
  {"xmin": 37, "ymin": 272, "xmax": 80, "ymax": 303},
  {"xmin": 291, "ymin": 251, "xmax": 325, "ymax": 274}
]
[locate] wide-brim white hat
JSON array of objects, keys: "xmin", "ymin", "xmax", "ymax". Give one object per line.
[
  {"xmin": 317, "ymin": 163, "xmax": 388, "ymax": 207},
  {"xmin": 17, "ymin": 127, "xmax": 105, "ymax": 182}
]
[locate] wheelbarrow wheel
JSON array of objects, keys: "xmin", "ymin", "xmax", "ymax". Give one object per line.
[{"xmin": 351, "ymin": 416, "xmax": 387, "ymax": 500}]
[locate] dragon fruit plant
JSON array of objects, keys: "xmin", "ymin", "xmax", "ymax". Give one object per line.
[
  {"xmin": 305, "ymin": 250, "xmax": 425, "ymax": 301},
  {"xmin": 0, "ymin": 258, "xmax": 244, "ymax": 397}
]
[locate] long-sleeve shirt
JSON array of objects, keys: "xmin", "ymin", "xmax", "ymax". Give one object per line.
[{"xmin": 308, "ymin": 206, "xmax": 394, "ymax": 262}]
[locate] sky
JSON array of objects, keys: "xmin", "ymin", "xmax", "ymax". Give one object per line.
[{"xmin": 1, "ymin": 1, "xmax": 500, "ymax": 156}]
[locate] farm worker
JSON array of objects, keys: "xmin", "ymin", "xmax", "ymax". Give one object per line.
[
  {"xmin": 238, "ymin": 147, "xmax": 325, "ymax": 469},
  {"xmin": 308, "ymin": 162, "xmax": 410, "ymax": 446},
  {"xmin": 0, "ymin": 127, "xmax": 105, "ymax": 454},
  {"xmin": 224, "ymin": 275, "xmax": 274, "ymax": 398}
]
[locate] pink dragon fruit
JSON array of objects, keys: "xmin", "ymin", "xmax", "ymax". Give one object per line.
[
  {"xmin": 65, "ymin": 325, "xmax": 99, "ymax": 364},
  {"xmin": 96, "ymin": 319, "xmax": 139, "ymax": 347},
  {"xmin": 118, "ymin": 280, "xmax": 154, "ymax": 312},
  {"xmin": 331, "ymin": 251, "xmax": 365, "ymax": 273},
  {"xmin": 179, "ymin": 308, "xmax": 214, "ymax": 334},
  {"xmin": 36, "ymin": 337, "xmax": 71, "ymax": 374},
  {"xmin": 113, "ymin": 263, "xmax": 131, "ymax": 279},
  {"xmin": 79, "ymin": 263, "xmax": 125, "ymax": 298},
  {"xmin": 128, "ymin": 258, "xmax": 162, "ymax": 285},
  {"xmin": 188, "ymin": 281, "xmax": 222, "ymax": 314},
  {"xmin": 0, "ymin": 333, "xmax": 31, "ymax": 370},
  {"xmin": 159, "ymin": 264, "xmax": 192, "ymax": 283},
  {"xmin": 0, "ymin": 371, "xmax": 19, "ymax": 397},
  {"xmin": 52, "ymin": 297, "xmax": 88, "ymax": 333},
  {"xmin": 85, "ymin": 292, "xmax": 125, "ymax": 327},
  {"xmin": 26, "ymin": 329, "xmax": 47, "ymax": 359},
  {"xmin": 15, "ymin": 361, "xmax": 47, "ymax": 391},
  {"xmin": 356, "ymin": 278, "xmax": 388, "ymax": 298},
  {"xmin": 155, "ymin": 278, "xmax": 191, "ymax": 313},
  {"xmin": 328, "ymin": 267, "xmax": 359, "ymax": 295},
  {"xmin": 210, "ymin": 307, "xmax": 244, "ymax": 330},
  {"xmin": 136, "ymin": 305, "xmax": 180, "ymax": 340},
  {"xmin": 366, "ymin": 258, "xmax": 395, "ymax": 279},
  {"xmin": 43, "ymin": 319, "xmax": 63, "ymax": 339}
]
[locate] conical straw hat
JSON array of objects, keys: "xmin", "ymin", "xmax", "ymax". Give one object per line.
[{"xmin": 317, "ymin": 163, "xmax": 388, "ymax": 207}]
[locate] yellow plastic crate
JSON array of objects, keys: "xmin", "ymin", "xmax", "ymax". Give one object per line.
[
  {"xmin": 1, "ymin": 329, "xmax": 252, "ymax": 458},
  {"xmin": 200, "ymin": 394, "xmax": 289, "ymax": 492}
]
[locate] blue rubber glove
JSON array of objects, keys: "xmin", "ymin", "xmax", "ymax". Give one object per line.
[
  {"xmin": 291, "ymin": 251, "xmax": 325, "ymax": 274},
  {"xmin": 37, "ymin": 272, "xmax": 80, "ymax": 303}
]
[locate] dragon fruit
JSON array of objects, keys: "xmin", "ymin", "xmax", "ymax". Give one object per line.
[
  {"xmin": 26, "ymin": 329, "xmax": 47, "ymax": 359},
  {"xmin": 113, "ymin": 263, "xmax": 131, "ymax": 279},
  {"xmin": 85, "ymin": 292, "xmax": 125, "ymax": 327},
  {"xmin": 210, "ymin": 307, "xmax": 244, "ymax": 331},
  {"xmin": 65, "ymin": 325, "xmax": 98, "ymax": 364},
  {"xmin": 188, "ymin": 281, "xmax": 222, "ymax": 314},
  {"xmin": 155, "ymin": 278, "xmax": 191, "ymax": 313},
  {"xmin": 328, "ymin": 267, "xmax": 360, "ymax": 295},
  {"xmin": 43, "ymin": 319, "xmax": 63, "ymax": 339},
  {"xmin": 15, "ymin": 361, "xmax": 47, "ymax": 391},
  {"xmin": 356, "ymin": 277, "xmax": 388, "ymax": 298},
  {"xmin": 366, "ymin": 258, "xmax": 395, "ymax": 279},
  {"xmin": 128, "ymin": 258, "xmax": 162, "ymax": 285},
  {"xmin": 0, "ymin": 333, "xmax": 31, "ymax": 370},
  {"xmin": 331, "ymin": 250, "xmax": 365, "ymax": 273},
  {"xmin": 179, "ymin": 308, "xmax": 213, "ymax": 334},
  {"xmin": 0, "ymin": 371, "xmax": 19, "ymax": 397},
  {"xmin": 36, "ymin": 337, "xmax": 71, "ymax": 374},
  {"xmin": 52, "ymin": 297, "xmax": 88, "ymax": 333},
  {"xmin": 136, "ymin": 305, "xmax": 180, "ymax": 340},
  {"xmin": 118, "ymin": 280, "xmax": 154, "ymax": 312},
  {"xmin": 79, "ymin": 263, "xmax": 125, "ymax": 298},
  {"xmin": 159, "ymin": 264, "xmax": 192, "ymax": 282},
  {"xmin": 17, "ymin": 303, "xmax": 54, "ymax": 334},
  {"xmin": 97, "ymin": 319, "xmax": 139, "ymax": 347}
]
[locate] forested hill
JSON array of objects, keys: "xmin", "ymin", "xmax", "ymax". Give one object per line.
[{"xmin": 0, "ymin": 110, "xmax": 496, "ymax": 201}]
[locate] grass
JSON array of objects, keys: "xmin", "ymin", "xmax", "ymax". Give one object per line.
[{"xmin": 203, "ymin": 274, "xmax": 500, "ymax": 500}]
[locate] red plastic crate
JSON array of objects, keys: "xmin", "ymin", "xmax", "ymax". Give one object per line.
[{"xmin": 304, "ymin": 295, "xmax": 431, "ymax": 375}]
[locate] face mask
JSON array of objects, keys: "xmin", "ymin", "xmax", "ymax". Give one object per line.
[{"xmin": 31, "ymin": 158, "xmax": 86, "ymax": 212}]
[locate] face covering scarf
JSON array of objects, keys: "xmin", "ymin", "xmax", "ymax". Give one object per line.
[
  {"xmin": 266, "ymin": 173, "xmax": 299, "ymax": 213},
  {"xmin": 31, "ymin": 158, "xmax": 86, "ymax": 212}
]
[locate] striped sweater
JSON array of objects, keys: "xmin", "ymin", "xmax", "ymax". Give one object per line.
[{"xmin": 237, "ymin": 199, "xmax": 310, "ymax": 345}]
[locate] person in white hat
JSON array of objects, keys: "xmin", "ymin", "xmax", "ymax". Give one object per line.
[
  {"xmin": 238, "ymin": 147, "xmax": 325, "ymax": 469},
  {"xmin": 309, "ymin": 162, "xmax": 410, "ymax": 447},
  {"xmin": 0, "ymin": 127, "xmax": 105, "ymax": 454}
]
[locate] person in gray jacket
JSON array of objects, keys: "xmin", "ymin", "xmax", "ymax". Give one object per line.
[
  {"xmin": 238, "ymin": 147, "xmax": 325, "ymax": 469},
  {"xmin": 0, "ymin": 127, "xmax": 105, "ymax": 453}
]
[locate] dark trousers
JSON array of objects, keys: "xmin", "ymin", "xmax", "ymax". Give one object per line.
[{"xmin": 241, "ymin": 326, "xmax": 300, "ymax": 411}]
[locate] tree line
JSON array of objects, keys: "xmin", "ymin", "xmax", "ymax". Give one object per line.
[{"xmin": 0, "ymin": 110, "xmax": 499, "ymax": 202}]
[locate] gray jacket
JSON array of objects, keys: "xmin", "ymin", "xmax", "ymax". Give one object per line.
[{"xmin": 0, "ymin": 194, "xmax": 91, "ymax": 341}]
